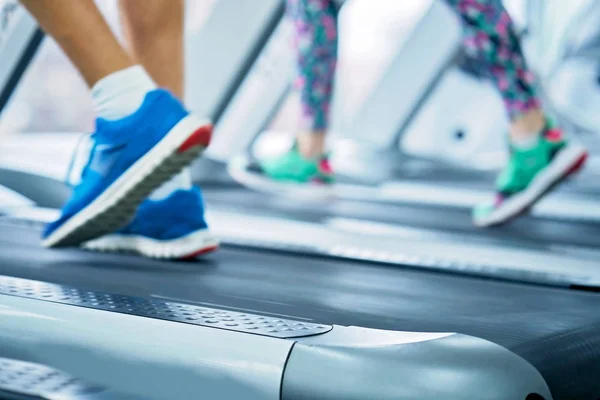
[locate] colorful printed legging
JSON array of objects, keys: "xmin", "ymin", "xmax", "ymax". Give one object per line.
[{"xmin": 287, "ymin": 0, "xmax": 540, "ymax": 131}]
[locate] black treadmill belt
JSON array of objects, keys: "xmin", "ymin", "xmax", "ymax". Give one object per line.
[
  {"xmin": 1, "ymin": 219, "xmax": 599, "ymax": 399},
  {"xmin": 203, "ymin": 188, "xmax": 600, "ymax": 250}
]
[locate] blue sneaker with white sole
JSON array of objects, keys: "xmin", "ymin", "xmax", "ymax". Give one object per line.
[
  {"xmin": 42, "ymin": 89, "xmax": 212, "ymax": 248},
  {"xmin": 82, "ymin": 187, "xmax": 219, "ymax": 259}
]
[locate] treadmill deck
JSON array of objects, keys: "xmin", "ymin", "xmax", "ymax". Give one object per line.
[{"xmin": 0, "ymin": 218, "xmax": 599, "ymax": 399}]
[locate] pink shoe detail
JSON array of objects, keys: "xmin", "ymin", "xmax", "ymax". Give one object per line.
[
  {"xmin": 544, "ymin": 128, "xmax": 563, "ymax": 143},
  {"xmin": 494, "ymin": 193, "xmax": 506, "ymax": 207},
  {"xmin": 319, "ymin": 158, "xmax": 333, "ymax": 174}
]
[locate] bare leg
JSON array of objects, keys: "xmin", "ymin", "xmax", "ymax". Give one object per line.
[
  {"xmin": 509, "ymin": 109, "xmax": 545, "ymax": 141},
  {"xmin": 20, "ymin": 0, "xmax": 134, "ymax": 87},
  {"xmin": 119, "ymin": 0, "xmax": 184, "ymax": 99}
]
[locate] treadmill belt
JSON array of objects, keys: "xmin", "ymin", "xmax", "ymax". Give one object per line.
[
  {"xmin": 1, "ymin": 218, "xmax": 599, "ymax": 399},
  {"xmin": 202, "ymin": 187, "xmax": 600, "ymax": 250}
]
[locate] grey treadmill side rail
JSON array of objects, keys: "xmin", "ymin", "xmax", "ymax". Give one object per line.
[
  {"xmin": 0, "ymin": 275, "xmax": 552, "ymax": 400},
  {"xmin": 0, "ymin": 289, "xmax": 293, "ymax": 400},
  {"xmin": 185, "ymin": 0, "xmax": 284, "ymax": 123},
  {"xmin": 284, "ymin": 331, "xmax": 552, "ymax": 400},
  {"xmin": 338, "ymin": 0, "xmax": 461, "ymax": 149},
  {"xmin": 0, "ymin": 5, "xmax": 43, "ymax": 113}
]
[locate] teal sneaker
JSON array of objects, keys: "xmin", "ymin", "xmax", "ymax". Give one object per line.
[
  {"xmin": 229, "ymin": 144, "xmax": 334, "ymax": 198},
  {"xmin": 473, "ymin": 122, "xmax": 587, "ymax": 227}
]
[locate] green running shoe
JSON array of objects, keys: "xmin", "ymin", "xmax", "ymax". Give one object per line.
[
  {"xmin": 229, "ymin": 143, "xmax": 334, "ymax": 199},
  {"xmin": 473, "ymin": 122, "xmax": 587, "ymax": 227}
]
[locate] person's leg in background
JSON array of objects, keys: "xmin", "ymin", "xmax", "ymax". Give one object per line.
[
  {"xmin": 235, "ymin": 0, "xmax": 338, "ymax": 189},
  {"xmin": 291, "ymin": 0, "xmax": 338, "ymax": 159},
  {"xmin": 21, "ymin": 0, "xmax": 213, "ymax": 248},
  {"xmin": 81, "ymin": 0, "xmax": 218, "ymax": 258},
  {"xmin": 443, "ymin": 0, "xmax": 588, "ymax": 226}
]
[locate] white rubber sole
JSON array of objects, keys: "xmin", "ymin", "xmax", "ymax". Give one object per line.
[
  {"xmin": 82, "ymin": 229, "xmax": 220, "ymax": 259},
  {"xmin": 474, "ymin": 143, "xmax": 588, "ymax": 227},
  {"xmin": 228, "ymin": 155, "xmax": 336, "ymax": 201},
  {"xmin": 43, "ymin": 115, "xmax": 211, "ymax": 248}
]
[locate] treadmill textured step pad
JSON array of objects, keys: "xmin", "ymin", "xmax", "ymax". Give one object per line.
[
  {"xmin": 0, "ymin": 276, "xmax": 332, "ymax": 339},
  {"xmin": 0, "ymin": 357, "xmax": 103, "ymax": 399}
]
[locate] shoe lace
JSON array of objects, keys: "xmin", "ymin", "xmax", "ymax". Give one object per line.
[{"xmin": 64, "ymin": 133, "xmax": 97, "ymax": 189}]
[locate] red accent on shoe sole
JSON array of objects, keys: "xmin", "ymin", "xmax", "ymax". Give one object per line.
[
  {"xmin": 483, "ymin": 152, "xmax": 589, "ymax": 228},
  {"xmin": 180, "ymin": 244, "xmax": 219, "ymax": 260},
  {"xmin": 564, "ymin": 152, "xmax": 588, "ymax": 177},
  {"xmin": 177, "ymin": 124, "xmax": 213, "ymax": 153}
]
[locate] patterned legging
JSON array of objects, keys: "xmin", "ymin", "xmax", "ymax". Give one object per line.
[{"xmin": 287, "ymin": 0, "xmax": 540, "ymax": 131}]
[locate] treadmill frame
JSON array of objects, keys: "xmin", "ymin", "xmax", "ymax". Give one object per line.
[
  {"xmin": 0, "ymin": 275, "xmax": 553, "ymax": 400},
  {"xmin": 0, "ymin": 3, "xmax": 43, "ymax": 114}
]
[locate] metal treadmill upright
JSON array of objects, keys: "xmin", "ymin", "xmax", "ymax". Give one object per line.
[{"xmin": 0, "ymin": 0, "xmax": 42, "ymax": 112}]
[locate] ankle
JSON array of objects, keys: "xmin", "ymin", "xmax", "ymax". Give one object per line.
[
  {"xmin": 297, "ymin": 131, "xmax": 327, "ymax": 159},
  {"xmin": 509, "ymin": 108, "xmax": 546, "ymax": 142}
]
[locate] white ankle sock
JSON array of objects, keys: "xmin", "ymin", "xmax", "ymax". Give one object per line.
[
  {"xmin": 91, "ymin": 65, "xmax": 192, "ymax": 200},
  {"xmin": 91, "ymin": 65, "xmax": 156, "ymax": 120}
]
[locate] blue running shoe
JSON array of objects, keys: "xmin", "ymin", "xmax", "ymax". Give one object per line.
[
  {"xmin": 82, "ymin": 187, "xmax": 219, "ymax": 259},
  {"xmin": 42, "ymin": 89, "xmax": 212, "ymax": 248}
]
